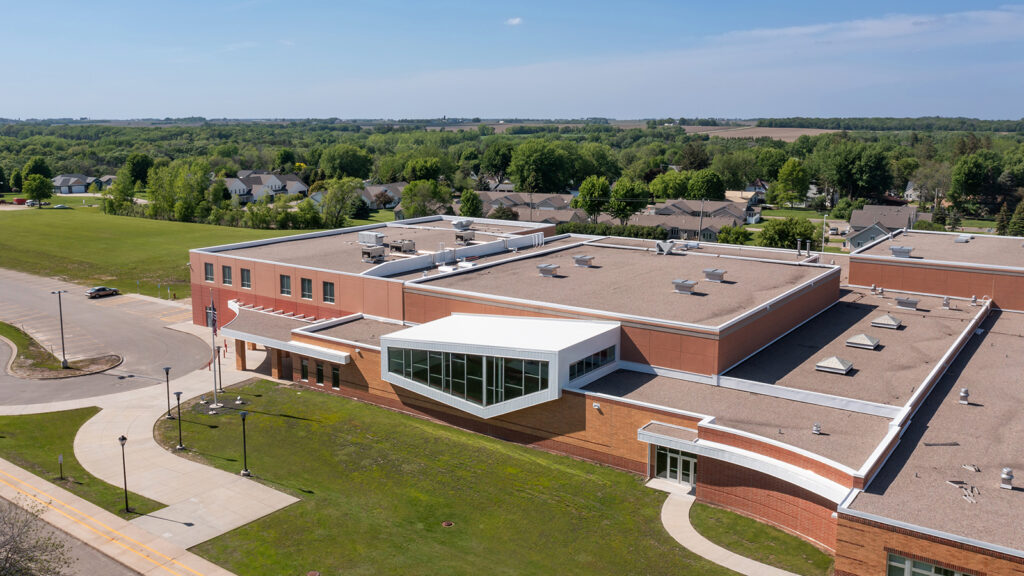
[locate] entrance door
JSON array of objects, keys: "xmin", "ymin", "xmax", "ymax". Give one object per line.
[{"xmin": 655, "ymin": 446, "xmax": 697, "ymax": 485}]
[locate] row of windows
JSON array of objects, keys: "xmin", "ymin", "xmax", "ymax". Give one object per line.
[
  {"xmin": 202, "ymin": 263, "xmax": 335, "ymax": 303},
  {"xmin": 387, "ymin": 348, "xmax": 549, "ymax": 407},
  {"xmin": 569, "ymin": 346, "xmax": 615, "ymax": 381},
  {"xmin": 299, "ymin": 357, "xmax": 342, "ymax": 389},
  {"xmin": 887, "ymin": 554, "xmax": 974, "ymax": 576}
]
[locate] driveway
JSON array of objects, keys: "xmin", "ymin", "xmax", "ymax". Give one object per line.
[{"xmin": 0, "ymin": 268, "xmax": 209, "ymax": 405}]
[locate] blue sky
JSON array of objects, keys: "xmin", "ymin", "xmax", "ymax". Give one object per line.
[{"xmin": 2, "ymin": 1, "xmax": 1023, "ymax": 119}]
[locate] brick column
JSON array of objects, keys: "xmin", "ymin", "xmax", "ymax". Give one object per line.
[
  {"xmin": 270, "ymin": 349, "xmax": 281, "ymax": 379},
  {"xmin": 234, "ymin": 339, "xmax": 247, "ymax": 371},
  {"xmin": 247, "ymin": 341, "xmax": 257, "ymax": 351}
]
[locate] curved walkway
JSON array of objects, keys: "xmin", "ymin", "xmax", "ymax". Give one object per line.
[{"xmin": 650, "ymin": 479, "xmax": 800, "ymax": 576}]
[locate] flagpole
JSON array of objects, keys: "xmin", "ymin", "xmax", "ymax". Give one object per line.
[{"xmin": 209, "ymin": 290, "xmax": 222, "ymax": 410}]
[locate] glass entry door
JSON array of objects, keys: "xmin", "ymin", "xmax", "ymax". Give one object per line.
[{"xmin": 655, "ymin": 446, "xmax": 697, "ymax": 485}]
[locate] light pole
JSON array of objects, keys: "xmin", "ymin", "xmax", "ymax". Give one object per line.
[
  {"xmin": 163, "ymin": 367, "xmax": 173, "ymax": 419},
  {"xmin": 50, "ymin": 290, "xmax": 69, "ymax": 369},
  {"xmin": 173, "ymin": 392, "xmax": 184, "ymax": 450},
  {"xmin": 239, "ymin": 411, "xmax": 251, "ymax": 477},
  {"xmin": 118, "ymin": 435, "xmax": 130, "ymax": 513},
  {"xmin": 215, "ymin": 345, "xmax": 224, "ymax": 393}
]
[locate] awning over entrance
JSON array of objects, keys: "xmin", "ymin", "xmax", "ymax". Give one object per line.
[{"xmin": 222, "ymin": 308, "xmax": 352, "ymax": 366}]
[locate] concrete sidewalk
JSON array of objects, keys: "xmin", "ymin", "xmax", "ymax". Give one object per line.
[{"xmin": 649, "ymin": 479, "xmax": 801, "ymax": 576}]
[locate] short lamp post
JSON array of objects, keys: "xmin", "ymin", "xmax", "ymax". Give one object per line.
[
  {"xmin": 118, "ymin": 435, "xmax": 130, "ymax": 513},
  {"xmin": 50, "ymin": 290, "xmax": 69, "ymax": 369},
  {"xmin": 174, "ymin": 391, "xmax": 185, "ymax": 450},
  {"xmin": 163, "ymin": 366, "xmax": 173, "ymax": 419},
  {"xmin": 239, "ymin": 411, "xmax": 251, "ymax": 477},
  {"xmin": 215, "ymin": 345, "xmax": 224, "ymax": 393}
]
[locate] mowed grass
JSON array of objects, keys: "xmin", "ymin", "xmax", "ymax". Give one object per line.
[
  {"xmin": 156, "ymin": 380, "xmax": 737, "ymax": 576},
  {"xmin": 0, "ymin": 207, "xmax": 392, "ymax": 298},
  {"xmin": 690, "ymin": 503, "xmax": 833, "ymax": 576},
  {"xmin": 0, "ymin": 408, "xmax": 164, "ymax": 519},
  {"xmin": 0, "ymin": 321, "xmax": 62, "ymax": 371}
]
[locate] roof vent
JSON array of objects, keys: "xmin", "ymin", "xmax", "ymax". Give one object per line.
[
  {"xmin": 846, "ymin": 333, "xmax": 880, "ymax": 350},
  {"xmin": 815, "ymin": 356, "xmax": 853, "ymax": 374},
  {"xmin": 703, "ymin": 268, "xmax": 726, "ymax": 283},
  {"xmin": 455, "ymin": 230, "xmax": 476, "ymax": 245},
  {"xmin": 361, "ymin": 245, "xmax": 386, "ymax": 263},
  {"xmin": 684, "ymin": 241, "xmax": 700, "ymax": 249},
  {"xmin": 895, "ymin": 297, "xmax": 919, "ymax": 310},
  {"xmin": 537, "ymin": 264, "xmax": 560, "ymax": 278},
  {"xmin": 955, "ymin": 234, "xmax": 972, "ymax": 243},
  {"xmin": 890, "ymin": 245, "xmax": 913, "ymax": 258},
  {"xmin": 959, "ymin": 388, "xmax": 970, "ymax": 405},
  {"xmin": 871, "ymin": 313, "xmax": 902, "ymax": 330},
  {"xmin": 358, "ymin": 231, "xmax": 385, "ymax": 246},
  {"xmin": 655, "ymin": 241, "xmax": 675, "ymax": 255},
  {"xmin": 672, "ymin": 279, "xmax": 698, "ymax": 294},
  {"xmin": 573, "ymin": 254, "xmax": 595, "ymax": 268},
  {"xmin": 942, "ymin": 296, "xmax": 951, "ymax": 309},
  {"xmin": 452, "ymin": 219, "xmax": 473, "ymax": 231},
  {"xmin": 812, "ymin": 423, "xmax": 822, "ymax": 435},
  {"xmin": 1000, "ymin": 468, "xmax": 1014, "ymax": 490}
]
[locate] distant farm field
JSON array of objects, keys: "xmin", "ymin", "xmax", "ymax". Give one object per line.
[{"xmin": 679, "ymin": 126, "xmax": 837, "ymax": 141}]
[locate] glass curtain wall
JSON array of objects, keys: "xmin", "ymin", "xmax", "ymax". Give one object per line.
[{"xmin": 388, "ymin": 347, "xmax": 547, "ymax": 407}]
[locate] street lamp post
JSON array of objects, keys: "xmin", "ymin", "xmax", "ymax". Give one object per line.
[
  {"xmin": 50, "ymin": 290, "xmax": 69, "ymax": 369},
  {"xmin": 163, "ymin": 367, "xmax": 173, "ymax": 419},
  {"xmin": 215, "ymin": 345, "xmax": 224, "ymax": 393},
  {"xmin": 239, "ymin": 411, "xmax": 250, "ymax": 477},
  {"xmin": 118, "ymin": 435, "xmax": 130, "ymax": 513},
  {"xmin": 173, "ymin": 391, "xmax": 184, "ymax": 450}
]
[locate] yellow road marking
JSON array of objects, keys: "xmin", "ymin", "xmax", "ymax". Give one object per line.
[{"xmin": 0, "ymin": 468, "xmax": 208, "ymax": 576}]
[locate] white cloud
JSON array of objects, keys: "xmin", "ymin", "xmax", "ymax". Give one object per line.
[{"xmin": 505, "ymin": 16, "xmax": 522, "ymax": 26}]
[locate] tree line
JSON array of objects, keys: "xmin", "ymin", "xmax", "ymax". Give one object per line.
[{"xmin": 757, "ymin": 117, "xmax": 1024, "ymax": 133}]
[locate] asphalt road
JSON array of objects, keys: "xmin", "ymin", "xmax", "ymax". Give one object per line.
[{"xmin": 0, "ymin": 268, "xmax": 210, "ymax": 405}]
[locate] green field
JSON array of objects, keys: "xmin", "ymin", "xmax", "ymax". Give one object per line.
[
  {"xmin": 0, "ymin": 207, "xmax": 393, "ymax": 298},
  {"xmin": 690, "ymin": 503, "xmax": 833, "ymax": 576},
  {"xmin": 0, "ymin": 321, "xmax": 62, "ymax": 371},
  {"xmin": 156, "ymin": 380, "xmax": 739, "ymax": 576},
  {"xmin": 0, "ymin": 408, "xmax": 163, "ymax": 519}
]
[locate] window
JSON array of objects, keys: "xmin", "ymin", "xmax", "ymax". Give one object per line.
[
  {"xmin": 323, "ymin": 281, "xmax": 335, "ymax": 304},
  {"xmin": 204, "ymin": 262, "xmax": 214, "ymax": 282},
  {"xmin": 315, "ymin": 362, "xmax": 324, "ymax": 385},
  {"xmin": 280, "ymin": 275, "xmax": 291, "ymax": 296},
  {"xmin": 387, "ymin": 347, "xmax": 548, "ymax": 407},
  {"xmin": 241, "ymin": 268, "xmax": 251, "ymax": 289},
  {"xmin": 569, "ymin": 346, "xmax": 616, "ymax": 381},
  {"xmin": 887, "ymin": 554, "xmax": 975, "ymax": 576},
  {"xmin": 222, "ymin": 265, "xmax": 232, "ymax": 286},
  {"xmin": 300, "ymin": 358, "xmax": 308, "ymax": 381},
  {"xmin": 301, "ymin": 278, "xmax": 312, "ymax": 300},
  {"xmin": 331, "ymin": 365, "xmax": 340, "ymax": 389}
]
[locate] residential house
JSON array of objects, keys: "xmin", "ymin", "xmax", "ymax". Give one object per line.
[
  {"xmin": 648, "ymin": 199, "xmax": 760, "ymax": 224},
  {"xmin": 363, "ymin": 182, "xmax": 407, "ymax": 209},
  {"xmin": 224, "ymin": 171, "xmax": 309, "ymax": 204},
  {"xmin": 849, "ymin": 205, "xmax": 920, "ymax": 232},
  {"xmin": 98, "ymin": 175, "xmax": 117, "ymax": 190},
  {"xmin": 51, "ymin": 174, "xmax": 96, "ymax": 194},
  {"xmin": 846, "ymin": 222, "xmax": 892, "ymax": 250}
]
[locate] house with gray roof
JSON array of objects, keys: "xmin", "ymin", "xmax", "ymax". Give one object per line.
[{"xmin": 51, "ymin": 174, "xmax": 96, "ymax": 194}]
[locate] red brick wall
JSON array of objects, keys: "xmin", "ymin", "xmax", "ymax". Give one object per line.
[
  {"xmin": 698, "ymin": 458, "xmax": 839, "ymax": 552},
  {"xmin": 699, "ymin": 426, "xmax": 854, "ymax": 488},
  {"xmin": 849, "ymin": 258, "xmax": 1024, "ymax": 311},
  {"xmin": 835, "ymin": 513, "xmax": 1024, "ymax": 576}
]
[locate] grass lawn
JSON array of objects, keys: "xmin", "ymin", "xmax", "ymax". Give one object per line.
[
  {"xmin": 760, "ymin": 207, "xmax": 822, "ymax": 219},
  {"xmin": 0, "ymin": 408, "xmax": 164, "ymax": 519},
  {"xmin": 348, "ymin": 209, "xmax": 395, "ymax": 226},
  {"xmin": 156, "ymin": 380, "xmax": 739, "ymax": 576},
  {"xmin": 961, "ymin": 218, "xmax": 996, "ymax": 229},
  {"xmin": 689, "ymin": 502, "xmax": 833, "ymax": 576},
  {"xmin": 0, "ymin": 321, "xmax": 62, "ymax": 371}
]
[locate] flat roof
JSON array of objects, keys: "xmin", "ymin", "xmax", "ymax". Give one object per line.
[
  {"xmin": 387, "ymin": 236, "xmax": 585, "ymax": 280},
  {"xmin": 725, "ymin": 291, "xmax": 971, "ymax": 406},
  {"xmin": 384, "ymin": 314, "xmax": 618, "ymax": 352},
  {"xmin": 849, "ymin": 311, "xmax": 1024, "ymax": 553},
  {"xmin": 304, "ymin": 316, "xmax": 406, "ymax": 347},
  {"xmin": 419, "ymin": 244, "xmax": 830, "ymax": 327},
  {"xmin": 588, "ymin": 237, "xmax": 808, "ymax": 262},
  {"xmin": 224, "ymin": 308, "xmax": 312, "ymax": 342},
  {"xmin": 216, "ymin": 224, "xmax": 515, "ymax": 274},
  {"xmin": 856, "ymin": 230, "xmax": 1024, "ymax": 269},
  {"xmin": 583, "ymin": 370, "xmax": 890, "ymax": 469}
]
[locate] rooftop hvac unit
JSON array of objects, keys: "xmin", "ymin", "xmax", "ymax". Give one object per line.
[
  {"xmin": 672, "ymin": 279, "xmax": 698, "ymax": 294},
  {"xmin": 655, "ymin": 241, "xmax": 675, "ymax": 255},
  {"xmin": 815, "ymin": 356, "xmax": 853, "ymax": 375},
  {"xmin": 361, "ymin": 245, "xmax": 386, "ymax": 263},
  {"xmin": 703, "ymin": 268, "xmax": 726, "ymax": 283},
  {"xmin": 455, "ymin": 230, "xmax": 476, "ymax": 245},
  {"xmin": 452, "ymin": 219, "xmax": 473, "ymax": 231},
  {"xmin": 358, "ymin": 231, "xmax": 385, "ymax": 246},
  {"xmin": 537, "ymin": 263, "xmax": 560, "ymax": 277},
  {"xmin": 895, "ymin": 297, "xmax": 919, "ymax": 310},
  {"xmin": 389, "ymin": 238, "xmax": 416, "ymax": 253},
  {"xmin": 890, "ymin": 245, "xmax": 913, "ymax": 258},
  {"xmin": 573, "ymin": 254, "xmax": 595, "ymax": 267}
]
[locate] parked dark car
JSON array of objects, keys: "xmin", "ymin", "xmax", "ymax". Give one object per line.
[{"xmin": 86, "ymin": 286, "xmax": 120, "ymax": 298}]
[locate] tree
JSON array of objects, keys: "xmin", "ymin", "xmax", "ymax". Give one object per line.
[
  {"xmin": 401, "ymin": 180, "xmax": 451, "ymax": 218},
  {"xmin": 404, "ymin": 157, "xmax": 444, "ymax": 182},
  {"xmin": 947, "ymin": 210, "xmax": 962, "ymax": 232},
  {"xmin": 101, "ymin": 166, "xmax": 137, "ymax": 215},
  {"xmin": 755, "ymin": 147, "xmax": 787, "ymax": 182},
  {"xmin": 577, "ymin": 142, "xmax": 621, "ymax": 182},
  {"xmin": 124, "ymin": 152, "xmax": 154, "ymax": 185},
  {"xmin": 995, "ymin": 203, "xmax": 1011, "ymax": 235},
  {"xmin": 687, "ymin": 169, "xmax": 726, "ymax": 200},
  {"xmin": 1008, "ymin": 202, "xmax": 1024, "ymax": 236},
  {"xmin": 347, "ymin": 196, "xmax": 371, "ymax": 220},
  {"xmin": 757, "ymin": 217, "xmax": 821, "ymax": 250},
  {"xmin": 710, "ymin": 150, "xmax": 757, "ymax": 190},
  {"xmin": 22, "ymin": 174, "xmax": 52, "ymax": 208},
  {"xmin": 912, "ymin": 160, "xmax": 951, "ymax": 206},
  {"xmin": 649, "ymin": 170, "xmax": 690, "ymax": 200},
  {"xmin": 294, "ymin": 198, "xmax": 323, "ymax": 229},
  {"xmin": 677, "ymin": 142, "xmax": 709, "ymax": 170},
  {"xmin": 932, "ymin": 203, "xmax": 947, "ymax": 226},
  {"xmin": 372, "ymin": 190, "xmax": 393, "ymax": 209},
  {"xmin": 319, "ymin": 177, "xmax": 363, "ymax": 228},
  {"xmin": 949, "ymin": 150, "xmax": 1003, "ymax": 215},
  {"xmin": 771, "ymin": 158, "xmax": 811, "ymax": 207},
  {"xmin": 572, "ymin": 175, "xmax": 609, "ymax": 223},
  {"xmin": 487, "ymin": 205, "xmax": 519, "ymax": 221},
  {"xmin": 320, "ymin": 144, "xmax": 373, "ymax": 180},
  {"xmin": 605, "ymin": 176, "xmax": 648, "ymax": 225},
  {"xmin": 716, "ymin": 225, "xmax": 752, "ymax": 245},
  {"xmin": 829, "ymin": 197, "xmax": 867, "ymax": 221},
  {"xmin": 21, "ymin": 156, "xmax": 52, "ymax": 180},
  {"xmin": 11, "ymin": 169, "xmax": 22, "ymax": 192},
  {"xmin": 0, "ymin": 165, "xmax": 9, "ymax": 194},
  {"xmin": 852, "ymin": 145, "xmax": 893, "ymax": 198},
  {"xmin": 460, "ymin": 189, "xmax": 483, "ymax": 217},
  {"xmin": 0, "ymin": 501, "xmax": 72, "ymax": 576},
  {"xmin": 507, "ymin": 140, "xmax": 571, "ymax": 194},
  {"xmin": 481, "ymin": 141, "xmax": 514, "ymax": 180},
  {"xmin": 275, "ymin": 148, "xmax": 297, "ymax": 171}
]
